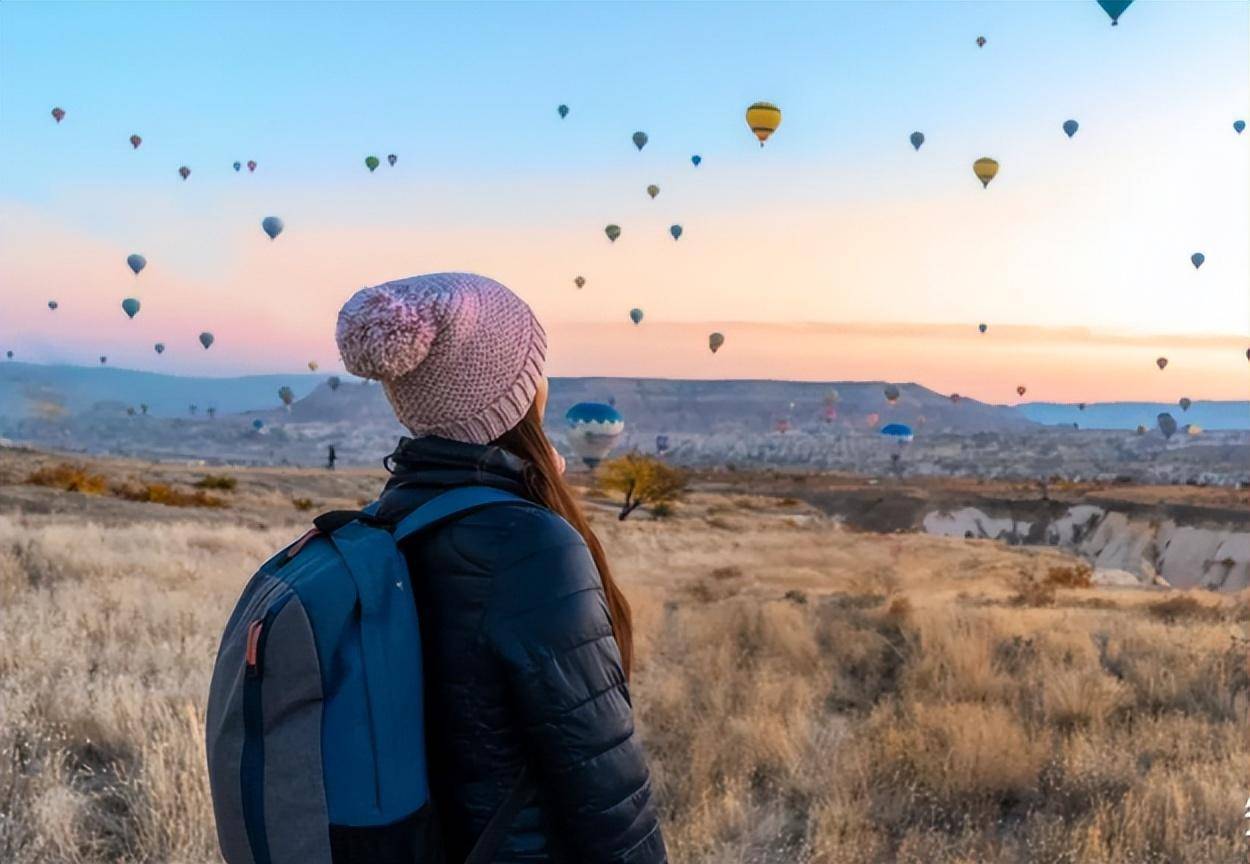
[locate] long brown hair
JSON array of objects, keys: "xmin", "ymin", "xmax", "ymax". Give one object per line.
[{"xmin": 492, "ymin": 402, "xmax": 634, "ymax": 679}]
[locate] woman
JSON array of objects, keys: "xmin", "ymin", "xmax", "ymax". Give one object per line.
[{"xmin": 335, "ymin": 272, "xmax": 667, "ymax": 864}]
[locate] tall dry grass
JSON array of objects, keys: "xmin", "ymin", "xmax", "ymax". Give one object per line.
[{"xmin": 1, "ymin": 503, "xmax": 1247, "ymax": 863}]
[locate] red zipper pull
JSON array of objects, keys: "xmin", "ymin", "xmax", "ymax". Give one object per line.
[{"xmin": 245, "ymin": 619, "xmax": 264, "ymax": 676}]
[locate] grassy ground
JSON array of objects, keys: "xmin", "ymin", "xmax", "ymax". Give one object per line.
[{"xmin": 1, "ymin": 449, "xmax": 1247, "ymax": 863}]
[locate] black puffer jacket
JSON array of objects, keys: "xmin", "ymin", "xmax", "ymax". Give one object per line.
[{"xmin": 376, "ymin": 436, "xmax": 667, "ymax": 864}]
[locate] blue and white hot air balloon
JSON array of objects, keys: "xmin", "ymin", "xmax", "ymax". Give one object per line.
[
  {"xmin": 565, "ymin": 402, "xmax": 625, "ymax": 469},
  {"xmin": 880, "ymin": 423, "xmax": 914, "ymax": 443}
]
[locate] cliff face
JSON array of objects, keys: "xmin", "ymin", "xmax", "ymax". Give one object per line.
[{"xmin": 923, "ymin": 504, "xmax": 1250, "ymax": 591}]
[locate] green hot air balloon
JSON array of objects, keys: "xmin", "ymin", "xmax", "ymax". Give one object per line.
[
  {"xmin": 604, "ymin": 224, "xmax": 621, "ymax": 243},
  {"xmin": 708, "ymin": 332, "xmax": 724, "ymax": 354},
  {"xmin": 646, "ymin": 184, "xmax": 659, "ymax": 199},
  {"xmin": 199, "ymin": 331, "xmax": 214, "ymax": 350},
  {"xmin": 365, "ymin": 155, "xmax": 380, "ymax": 172},
  {"xmin": 121, "ymin": 298, "xmax": 141, "ymax": 319},
  {"xmin": 629, "ymin": 308, "xmax": 644, "ymax": 325},
  {"xmin": 1098, "ymin": 0, "xmax": 1133, "ymax": 26}
]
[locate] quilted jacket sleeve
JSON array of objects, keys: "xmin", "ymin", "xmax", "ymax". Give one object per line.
[{"xmin": 482, "ymin": 509, "xmax": 667, "ymax": 863}]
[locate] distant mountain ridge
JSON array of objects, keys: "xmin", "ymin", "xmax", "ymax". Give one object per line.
[{"xmin": 1019, "ymin": 401, "xmax": 1250, "ymax": 431}]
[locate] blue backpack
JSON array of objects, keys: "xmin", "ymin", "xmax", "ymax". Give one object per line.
[{"xmin": 206, "ymin": 486, "xmax": 533, "ymax": 864}]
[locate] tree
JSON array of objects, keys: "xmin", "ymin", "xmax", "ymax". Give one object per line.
[{"xmin": 596, "ymin": 453, "xmax": 687, "ymax": 521}]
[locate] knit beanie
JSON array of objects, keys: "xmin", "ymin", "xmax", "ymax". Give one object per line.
[{"xmin": 335, "ymin": 272, "xmax": 547, "ymax": 444}]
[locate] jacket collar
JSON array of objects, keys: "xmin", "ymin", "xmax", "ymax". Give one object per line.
[{"xmin": 382, "ymin": 435, "xmax": 528, "ymax": 495}]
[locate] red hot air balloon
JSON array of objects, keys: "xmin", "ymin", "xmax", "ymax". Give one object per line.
[
  {"xmin": 129, "ymin": 134, "xmax": 142, "ymax": 149},
  {"xmin": 51, "ymin": 107, "xmax": 65, "ymax": 123},
  {"xmin": 1017, "ymin": 386, "xmax": 1027, "ymax": 397},
  {"xmin": 179, "ymin": 166, "xmax": 191, "ymax": 180},
  {"xmin": 247, "ymin": 160, "xmax": 257, "ymax": 173}
]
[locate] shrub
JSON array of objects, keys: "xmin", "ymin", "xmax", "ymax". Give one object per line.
[
  {"xmin": 1147, "ymin": 594, "xmax": 1223, "ymax": 624},
  {"xmin": 194, "ymin": 474, "xmax": 237, "ymax": 491},
  {"xmin": 26, "ymin": 463, "xmax": 109, "ymax": 495},
  {"xmin": 650, "ymin": 502, "xmax": 674, "ymax": 519},
  {"xmin": 292, "ymin": 497, "xmax": 316, "ymax": 512},
  {"xmin": 1044, "ymin": 564, "xmax": 1093, "ymax": 589},
  {"xmin": 111, "ymin": 483, "xmax": 226, "ymax": 508}
]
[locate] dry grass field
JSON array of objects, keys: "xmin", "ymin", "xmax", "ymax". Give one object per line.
[{"xmin": 1, "ymin": 447, "xmax": 1248, "ymax": 863}]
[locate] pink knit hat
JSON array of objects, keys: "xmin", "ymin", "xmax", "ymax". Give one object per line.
[{"xmin": 335, "ymin": 272, "xmax": 546, "ymax": 444}]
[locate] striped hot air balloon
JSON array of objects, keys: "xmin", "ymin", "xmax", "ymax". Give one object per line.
[{"xmin": 745, "ymin": 102, "xmax": 781, "ymax": 146}]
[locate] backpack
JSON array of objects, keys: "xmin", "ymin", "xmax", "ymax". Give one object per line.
[{"xmin": 206, "ymin": 485, "xmax": 533, "ymax": 864}]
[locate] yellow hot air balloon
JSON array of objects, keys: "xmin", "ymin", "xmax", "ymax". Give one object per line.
[
  {"xmin": 745, "ymin": 102, "xmax": 781, "ymax": 147},
  {"xmin": 973, "ymin": 157, "xmax": 999, "ymax": 188}
]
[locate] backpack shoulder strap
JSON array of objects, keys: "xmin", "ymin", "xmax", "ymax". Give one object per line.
[{"xmin": 391, "ymin": 486, "xmax": 532, "ymax": 545}]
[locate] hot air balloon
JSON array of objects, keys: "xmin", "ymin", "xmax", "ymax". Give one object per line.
[
  {"xmin": 1135, "ymin": 424, "xmax": 1147, "ymax": 436},
  {"xmin": 691, "ymin": 155, "xmax": 702, "ymax": 166},
  {"xmin": 1190, "ymin": 253, "xmax": 1204, "ymax": 269},
  {"xmin": 656, "ymin": 434, "xmax": 670, "ymax": 454},
  {"xmin": 1156, "ymin": 357, "xmax": 1168, "ymax": 370},
  {"xmin": 308, "ymin": 361, "xmax": 319, "ymax": 371},
  {"xmin": 950, "ymin": 393, "xmax": 961, "ymax": 404},
  {"xmin": 629, "ymin": 308, "xmax": 644, "ymax": 325},
  {"xmin": 745, "ymin": 102, "xmax": 781, "ymax": 146},
  {"xmin": 1157, "ymin": 412, "xmax": 1177, "ymax": 440},
  {"xmin": 154, "ymin": 343, "xmax": 165, "ymax": 354},
  {"xmin": 247, "ymin": 160, "xmax": 257, "ymax": 173},
  {"xmin": 646, "ymin": 184, "xmax": 659, "ymax": 199},
  {"xmin": 880, "ymin": 422, "xmax": 914, "ymax": 443},
  {"xmin": 979, "ymin": 323, "xmax": 988, "ymax": 334},
  {"xmin": 1063, "ymin": 119, "xmax": 1079, "ymax": 138},
  {"xmin": 325, "ymin": 376, "xmax": 342, "ymax": 393},
  {"xmin": 973, "ymin": 157, "xmax": 999, "ymax": 188},
  {"xmin": 47, "ymin": 300, "xmax": 58, "ymax": 310},
  {"xmin": 365, "ymin": 155, "xmax": 380, "ymax": 172},
  {"xmin": 51, "ymin": 107, "xmax": 66, "ymax": 123},
  {"xmin": 557, "ymin": 104, "xmax": 569, "ymax": 119},
  {"xmin": 565, "ymin": 402, "xmax": 625, "ymax": 469},
  {"xmin": 199, "ymin": 331, "xmax": 214, "ymax": 350},
  {"xmin": 1186, "ymin": 424, "xmax": 1202, "ymax": 437},
  {"xmin": 884, "ymin": 384, "xmax": 900, "ymax": 404},
  {"xmin": 865, "ymin": 412, "xmax": 880, "ymax": 427},
  {"xmin": 708, "ymin": 332, "xmax": 725, "ymax": 354},
  {"xmin": 604, "ymin": 224, "xmax": 621, "ymax": 243},
  {"xmin": 1179, "ymin": 397, "xmax": 1191, "ymax": 411},
  {"xmin": 261, "ymin": 216, "xmax": 284, "ymax": 240},
  {"xmin": 910, "ymin": 131, "xmax": 925, "ymax": 151},
  {"xmin": 121, "ymin": 298, "xmax": 141, "ymax": 319},
  {"xmin": 1236, "ymin": 120, "xmax": 1246, "ymax": 134},
  {"xmin": 1078, "ymin": 402, "xmax": 1087, "ymax": 411},
  {"xmin": 127, "ymin": 406, "xmax": 136, "ymax": 417},
  {"xmin": 669, "ymin": 224, "xmax": 683, "ymax": 240},
  {"xmin": 100, "ymin": 356, "xmax": 108, "ymax": 365},
  {"xmin": 179, "ymin": 166, "xmax": 191, "ymax": 180},
  {"xmin": 233, "ymin": 161, "xmax": 242, "ymax": 172},
  {"xmin": 976, "ymin": 36, "xmax": 986, "ymax": 47},
  {"xmin": 278, "ymin": 386, "xmax": 295, "ymax": 409},
  {"xmin": 1017, "ymin": 386, "xmax": 1027, "ymax": 397},
  {"xmin": 253, "ymin": 418, "xmax": 265, "ymax": 431},
  {"xmin": 774, "ymin": 418, "xmax": 792, "ymax": 434},
  {"xmin": 129, "ymin": 134, "xmax": 142, "ymax": 149},
  {"xmin": 5, "ymin": 351, "xmax": 12, "ymax": 360},
  {"xmin": 632, "ymin": 132, "xmax": 648, "ymax": 151},
  {"xmin": 127, "ymin": 254, "xmax": 146, "ymax": 275},
  {"xmin": 824, "ymin": 405, "xmax": 837, "ymax": 423},
  {"xmin": 1098, "ymin": 0, "xmax": 1133, "ymax": 26}
]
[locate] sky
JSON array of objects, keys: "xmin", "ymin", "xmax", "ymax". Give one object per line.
[{"xmin": 1, "ymin": 0, "xmax": 1247, "ymax": 403}]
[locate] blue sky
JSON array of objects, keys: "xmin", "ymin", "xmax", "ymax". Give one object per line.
[{"xmin": 1, "ymin": 1, "xmax": 1247, "ymax": 398}]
